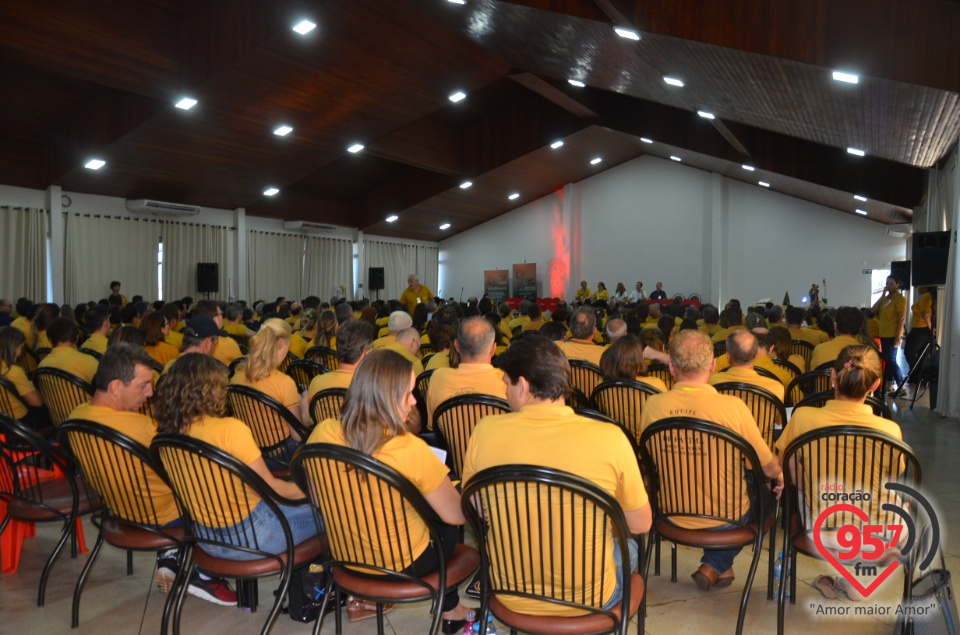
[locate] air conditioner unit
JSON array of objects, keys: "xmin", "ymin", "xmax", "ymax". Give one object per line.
[
  {"xmin": 125, "ymin": 199, "xmax": 202, "ymax": 217},
  {"xmin": 282, "ymin": 220, "xmax": 338, "ymax": 234},
  {"xmin": 886, "ymin": 224, "xmax": 913, "ymax": 239}
]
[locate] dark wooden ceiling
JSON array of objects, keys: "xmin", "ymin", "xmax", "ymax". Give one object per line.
[{"xmin": 1, "ymin": 0, "xmax": 957, "ymax": 241}]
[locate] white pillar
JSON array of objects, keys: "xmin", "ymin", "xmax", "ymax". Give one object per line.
[
  {"xmin": 233, "ymin": 207, "xmax": 246, "ymax": 301},
  {"xmin": 46, "ymin": 185, "xmax": 64, "ymax": 303}
]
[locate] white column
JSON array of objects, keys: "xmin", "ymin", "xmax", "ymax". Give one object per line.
[
  {"xmin": 233, "ymin": 207, "xmax": 246, "ymax": 301},
  {"xmin": 705, "ymin": 172, "xmax": 726, "ymax": 305},
  {"xmin": 46, "ymin": 185, "xmax": 64, "ymax": 303},
  {"xmin": 563, "ymin": 182, "xmax": 578, "ymax": 300}
]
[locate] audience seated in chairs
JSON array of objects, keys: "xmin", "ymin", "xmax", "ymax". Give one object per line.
[
  {"xmin": 708, "ymin": 330, "xmax": 785, "ymax": 402},
  {"xmin": 556, "ymin": 307, "xmax": 605, "ymax": 366},
  {"xmin": 66, "ymin": 342, "xmax": 236, "ymax": 607},
  {"xmin": 306, "ymin": 348, "xmax": 476, "ymax": 629},
  {"xmin": 599, "ymin": 333, "xmax": 668, "ymax": 393},
  {"xmin": 162, "ymin": 315, "xmax": 220, "ymax": 372},
  {"xmin": 461, "ymin": 335, "xmax": 652, "ymax": 617},
  {"xmin": 37, "ymin": 317, "xmax": 98, "ymax": 385},
  {"xmin": 307, "ymin": 319, "xmax": 374, "ymax": 400},
  {"xmin": 640, "ymin": 330, "xmax": 782, "ymax": 591},
  {"xmin": 192, "ymin": 300, "xmax": 243, "ymax": 367},
  {"xmin": 0, "ymin": 327, "xmax": 44, "ymax": 427}
]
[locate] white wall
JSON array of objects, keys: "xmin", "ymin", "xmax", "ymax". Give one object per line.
[{"xmin": 439, "ymin": 155, "xmax": 908, "ymax": 307}]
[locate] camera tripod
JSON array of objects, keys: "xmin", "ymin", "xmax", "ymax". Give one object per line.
[{"xmin": 894, "ymin": 339, "xmax": 938, "ymax": 410}]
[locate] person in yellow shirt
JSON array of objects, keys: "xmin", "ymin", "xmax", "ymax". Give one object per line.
[
  {"xmin": 641, "ymin": 330, "xmax": 782, "ymax": 591},
  {"xmin": 140, "ymin": 312, "xmax": 179, "ymax": 368},
  {"xmin": 0, "ymin": 327, "xmax": 44, "ymax": 422},
  {"xmin": 809, "ymin": 307, "xmax": 871, "ymax": 371},
  {"xmin": 160, "ymin": 304, "xmax": 183, "ymax": 351},
  {"xmin": 109, "ymin": 281, "xmax": 128, "ymax": 307},
  {"xmin": 399, "ymin": 275, "xmax": 433, "ymax": 315},
  {"xmin": 593, "ymin": 281, "xmax": 610, "ymax": 302},
  {"xmin": 905, "ymin": 286, "xmax": 934, "ymax": 375},
  {"xmin": 520, "ymin": 304, "xmax": 546, "ymax": 332},
  {"xmin": 707, "ymin": 330, "xmax": 785, "ymax": 402},
  {"xmin": 38, "ymin": 317, "xmax": 99, "ymax": 384},
  {"xmin": 307, "ymin": 319, "xmax": 373, "ymax": 401},
  {"xmin": 193, "ymin": 300, "xmax": 243, "ymax": 367},
  {"xmin": 555, "ymin": 308, "xmax": 605, "ymax": 366},
  {"xmin": 81, "ymin": 307, "xmax": 111, "ymax": 355},
  {"xmin": 574, "ymin": 280, "xmax": 593, "ymax": 303},
  {"xmin": 871, "ymin": 275, "xmax": 907, "ymax": 394},
  {"xmin": 461, "ymin": 336, "xmax": 651, "ymax": 616}
]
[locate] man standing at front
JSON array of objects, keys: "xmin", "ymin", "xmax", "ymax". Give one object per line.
[
  {"xmin": 462, "ymin": 335, "xmax": 651, "ymax": 616},
  {"xmin": 641, "ymin": 330, "xmax": 782, "ymax": 591},
  {"xmin": 399, "ymin": 275, "xmax": 432, "ymax": 315}
]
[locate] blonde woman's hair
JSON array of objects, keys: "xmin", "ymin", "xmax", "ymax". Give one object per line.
[
  {"xmin": 154, "ymin": 353, "xmax": 228, "ymax": 433},
  {"xmin": 242, "ymin": 318, "xmax": 291, "ymax": 382},
  {"xmin": 298, "ymin": 308, "xmax": 319, "ymax": 337},
  {"xmin": 314, "ymin": 310, "xmax": 338, "ymax": 348},
  {"xmin": 340, "ymin": 349, "xmax": 413, "ymax": 455},
  {"xmin": 834, "ymin": 345, "xmax": 882, "ymax": 400}
]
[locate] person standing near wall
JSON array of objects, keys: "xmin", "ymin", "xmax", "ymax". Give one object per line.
[{"xmin": 871, "ymin": 275, "xmax": 907, "ymax": 395}]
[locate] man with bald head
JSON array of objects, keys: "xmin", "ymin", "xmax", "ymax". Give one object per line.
[
  {"xmin": 708, "ymin": 329, "xmax": 785, "ymax": 401},
  {"xmin": 605, "ymin": 318, "xmax": 627, "ymax": 344},
  {"xmin": 399, "ymin": 274, "xmax": 432, "ymax": 315},
  {"xmin": 556, "ymin": 307, "xmax": 604, "ymax": 366},
  {"xmin": 427, "ymin": 316, "xmax": 507, "ymax": 429},
  {"xmin": 641, "ymin": 330, "xmax": 782, "ymax": 592}
]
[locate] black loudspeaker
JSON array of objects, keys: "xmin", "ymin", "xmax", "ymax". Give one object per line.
[
  {"xmin": 890, "ymin": 260, "xmax": 911, "ymax": 289},
  {"xmin": 369, "ymin": 267, "xmax": 385, "ymax": 291},
  {"xmin": 197, "ymin": 263, "xmax": 219, "ymax": 293},
  {"xmin": 912, "ymin": 231, "xmax": 951, "ymax": 286}
]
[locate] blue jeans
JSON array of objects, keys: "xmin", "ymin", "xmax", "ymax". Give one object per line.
[
  {"xmin": 197, "ymin": 499, "xmax": 321, "ymax": 561},
  {"xmin": 602, "ymin": 536, "xmax": 639, "ymax": 610},
  {"xmin": 880, "ymin": 337, "xmax": 904, "ymax": 386},
  {"xmin": 700, "ymin": 486, "xmax": 773, "ymax": 573}
]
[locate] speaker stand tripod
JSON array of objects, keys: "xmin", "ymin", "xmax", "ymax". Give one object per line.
[{"xmin": 894, "ymin": 340, "xmax": 937, "ymax": 410}]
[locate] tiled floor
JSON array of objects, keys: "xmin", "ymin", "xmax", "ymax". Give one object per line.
[{"xmin": 2, "ymin": 389, "xmax": 955, "ymax": 634}]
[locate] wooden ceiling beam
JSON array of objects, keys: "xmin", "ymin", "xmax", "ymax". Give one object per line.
[{"xmin": 365, "ymin": 118, "xmax": 464, "ymax": 177}]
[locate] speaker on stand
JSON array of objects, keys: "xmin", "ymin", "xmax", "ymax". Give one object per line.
[
  {"xmin": 369, "ymin": 267, "xmax": 385, "ymax": 301},
  {"xmin": 197, "ymin": 263, "xmax": 219, "ymax": 296}
]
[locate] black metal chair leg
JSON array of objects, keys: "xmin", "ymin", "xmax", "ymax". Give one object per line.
[
  {"xmin": 670, "ymin": 543, "xmax": 677, "ymax": 582},
  {"xmin": 71, "ymin": 531, "xmax": 105, "ymax": 627},
  {"xmin": 38, "ymin": 515, "xmax": 75, "ymax": 606}
]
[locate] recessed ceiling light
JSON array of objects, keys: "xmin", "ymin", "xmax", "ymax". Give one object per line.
[
  {"xmin": 640, "ymin": 137, "xmax": 653, "ymax": 144},
  {"xmin": 273, "ymin": 125, "xmax": 293, "ymax": 137},
  {"xmin": 855, "ymin": 209, "xmax": 868, "ymax": 216},
  {"xmin": 697, "ymin": 111, "xmax": 716, "ymax": 120},
  {"xmin": 854, "ymin": 194, "xmax": 868, "ymax": 202},
  {"xmin": 385, "ymin": 214, "xmax": 399, "ymax": 223},
  {"xmin": 832, "ymin": 70, "xmax": 859, "ymax": 84},
  {"xmin": 847, "ymin": 147, "xmax": 865, "ymax": 157},
  {"xmin": 447, "ymin": 0, "xmax": 466, "ymax": 4},
  {"xmin": 758, "ymin": 181, "xmax": 770, "ymax": 188},
  {"xmin": 292, "ymin": 20, "xmax": 316, "ymax": 35},
  {"xmin": 550, "ymin": 140, "xmax": 564, "ymax": 149},
  {"xmin": 263, "ymin": 187, "xmax": 280, "ymax": 196},
  {"xmin": 174, "ymin": 97, "xmax": 197, "ymax": 110},
  {"xmin": 663, "ymin": 76, "xmax": 684, "ymax": 87},
  {"xmin": 741, "ymin": 164, "xmax": 755, "ymax": 171},
  {"xmin": 448, "ymin": 91, "xmax": 466, "ymax": 103},
  {"xmin": 568, "ymin": 79, "xmax": 586, "ymax": 88},
  {"xmin": 84, "ymin": 159, "xmax": 105, "ymax": 170},
  {"xmin": 508, "ymin": 193, "xmax": 520, "ymax": 200},
  {"xmin": 590, "ymin": 157, "xmax": 602, "ymax": 165},
  {"xmin": 439, "ymin": 223, "xmax": 451, "ymax": 230},
  {"xmin": 459, "ymin": 181, "xmax": 472, "ymax": 189},
  {"xmin": 614, "ymin": 27, "xmax": 640, "ymax": 41},
  {"xmin": 670, "ymin": 155, "xmax": 681, "ymax": 162},
  {"xmin": 347, "ymin": 143, "xmax": 364, "ymax": 153}
]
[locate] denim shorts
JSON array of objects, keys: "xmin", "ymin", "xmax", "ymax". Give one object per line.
[{"xmin": 196, "ymin": 499, "xmax": 321, "ymax": 561}]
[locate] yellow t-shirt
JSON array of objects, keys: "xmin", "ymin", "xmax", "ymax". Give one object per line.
[
  {"xmin": 231, "ymin": 369, "xmax": 300, "ymax": 411},
  {"xmin": 81, "ymin": 333, "xmax": 109, "ymax": 355},
  {"xmin": 164, "ymin": 330, "xmax": 183, "ymax": 352},
  {"xmin": 371, "ymin": 334, "xmax": 397, "ymax": 350},
  {"xmin": 11, "ymin": 316, "xmax": 32, "ymax": 342},
  {"xmin": 1, "ymin": 362, "xmax": 37, "ymax": 420},
  {"xmin": 213, "ymin": 336, "xmax": 244, "ymax": 367},
  {"xmin": 144, "ymin": 341, "xmax": 180, "ymax": 367},
  {"xmin": 39, "ymin": 347, "xmax": 99, "ymax": 384},
  {"xmin": 289, "ymin": 333, "xmax": 311, "ymax": 359},
  {"xmin": 640, "ymin": 382, "xmax": 773, "ymax": 530},
  {"xmin": 425, "ymin": 351, "xmax": 450, "ymax": 370},
  {"xmin": 69, "ymin": 403, "xmax": 180, "ymax": 526},
  {"xmin": 307, "ymin": 419, "xmax": 449, "ymax": 572},
  {"xmin": 708, "ymin": 366, "xmax": 785, "ymax": 402},
  {"xmin": 877, "ymin": 292, "xmax": 906, "ymax": 338},
  {"xmin": 809, "ymin": 335, "xmax": 862, "ymax": 371},
  {"xmin": 575, "ymin": 287, "xmax": 593, "ymax": 302},
  {"xmin": 399, "ymin": 285, "xmax": 433, "ymax": 315},
  {"xmin": 555, "ymin": 339, "xmax": 604, "ymax": 367},
  {"xmin": 910, "ymin": 293, "xmax": 933, "ymax": 329},
  {"xmin": 307, "ymin": 369, "xmax": 354, "ymax": 402},
  {"xmin": 461, "ymin": 404, "xmax": 648, "ymax": 616},
  {"xmin": 383, "ymin": 342, "xmax": 424, "ymax": 377},
  {"xmin": 426, "ymin": 364, "xmax": 506, "ymax": 429},
  {"xmin": 186, "ymin": 415, "xmax": 263, "ymax": 527}
]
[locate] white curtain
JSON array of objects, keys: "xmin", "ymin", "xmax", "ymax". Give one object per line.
[
  {"xmin": 932, "ymin": 144, "xmax": 959, "ymax": 418},
  {"xmin": 160, "ymin": 221, "xmax": 229, "ymax": 301},
  {"xmin": 302, "ymin": 236, "xmax": 353, "ymax": 301},
  {"xmin": 246, "ymin": 230, "xmax": 304, "ymax": 302},
  {"xmin": 64, "ymin": 214, "xmax": 159, "ymax": 304},
  {"xmin": 365, "ymin": 240, "xmax": 412, "ymax": 301},
  {"xmin": 0, "ymin": 206, "xmax": 48, "ymax": 301},
  {"xmin": 415, "ymin": 244, "xmax": 440, "ymax": 298}
]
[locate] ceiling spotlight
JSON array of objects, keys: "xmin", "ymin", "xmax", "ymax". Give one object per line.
[
  {"xmin": 663, "ymin": 76, "xmax": 684, "ymax": 87},
  {"xmin": 84, "ymin": 159, "xmax": 105, "ymax": 170},
  {"xmin": 670, "ymin": 155, "xmax": 681, "ymax": 162},
  {"xmin": 855, "ymin": 209, "xmax": 868, "ymax": 216},
  {"xmin": 614, "ymin": 27, "xmax": 640, "ymax": 41},
  {"xmin": 459, "ymin": 181, "xmax": 473, "ymax": 189},
  {"xmin": 263, "ymin": 187, "xmax": 280, "ymax": 196},
  {"xmin": 832, "ymin": 70, "xmax": 859, "ymax": 84},
  {"xmin": 741, "ymin": 164, "xmax": 755, "ymax": 171},
  {"xmin": 568, "ymin": 79, "xmax": 586, "ymax": 88},
  {"xmin": 385, "ymin": 215, "xmax": 399, "ymax": 223},
  {"xmin": 292, "ymin": 20, "xmax": 316, "ymax": 35},
  {"xmin": 847, "ymin": 147, "xmax": 865, "ymax": 157},
  {"xmin": 758, "ymin": 181, "xmax": 770, "ymax": 188},
  {"xmin": 439, "ymin": 223, "xmax": 451, "ymax": 230},
  {"xmin": 273, "ymin": 125, "xmax": 293, "ymax": 137},
  {"xmin": 508, "ymin": 193, "xmax": 520, "ymax": 200},
  {"xmin": 448, "ymin": 91, "xmax": 466, "ymax": 103},
  {"xmin": 447, "ymin": 0, "xmax": 466, "ymax": 3},
  {"xmin": 697, "ymin": 111, "xmax": 716, "ymax": 120},
  {"xmin": 590, "ymin": 157, "xmax": 602, "ymax": 165},
  {"xmin": 174, "ymin": 97, "xmax": 197, "ymax": 110},
  {"xmin": 640, "ymin": 137, "xmax": 653, "ymax": 144},
  {"xmin": 347, "ymin": 143, "xmax": 364, "ymax": 153},
  {"xmin": 854, "ymin": 194, "xmax": 868, "ymax": 202},
  {"xmin": 550, "ymin": 140, "xmax": 564, "ymax": 149}
]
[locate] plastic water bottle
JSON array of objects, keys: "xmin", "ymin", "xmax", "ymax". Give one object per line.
[
  {"xmin": 773, "ymin": 552, "xmax": 783, "ymax": 601},
  {"xmin": 472, "ymin": 614, "xmax": 497, "ymax": 634}
]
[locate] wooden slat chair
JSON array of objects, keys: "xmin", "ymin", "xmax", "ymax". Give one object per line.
[
  {"xmin": 789, "ymin": 340, "xmax": 815, "ymax": 372},
  {"xmin": 784, "ymin": 369, "xmax": 832, "ymax": 407},
  {"xmin": 308, "ymin": 388, "xmax": 348, "ymax": 427},
  {"xmin": 645, "ymin": 362, "xmax": 675, "ymax": 391},
  {"xmin": 31, "ymin": 367, "xmax": 93, "ymax": 427},
  {"xmin": 432, "ymin": 395, "xmax": 510, "ymax": 480},
  {"xmin": 771, "ymin": 357, "xmax": 802, "ymax": 384},
  {"xmin": 591, "ymin": 379, "xmax": 663, "ymax": 449},
  {"xmin": 0, "ymin": 374, "xmax": 36, "ymax": 428},
  {"xmin": 711, "ymin": 382, "xmax": 787, "ymax": 451},
  {"xmin": 793, "ymin": 389, "xmax": 893, "ymax": 419},
  {"xmin": 226, "ymin": 385, "xmax": 309, "ymax": 472},
  {"xmin": 305, "ymin": 345, "xmax": 339, "ymax": 372},
  {"xmin": 414, "ymin": 369, "xmax": 436, "ymax": 431},
  {"xmin": 286, "ymin": 358, "xmax": 327, "ymax": 393},
  {"xmin": 568, "ymin": 359, "xmax": 604, "ymax": 409}
]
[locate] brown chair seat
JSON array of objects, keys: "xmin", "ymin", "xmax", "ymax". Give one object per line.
[
  {"xmin": 194, "ymin": 531, "xmax": 328, "ymax": 578},
  {"xmin": 100, "ymin": 519, "xmax": 185, "ymax": 551},
  {"xmin": 9, "ymin": 475, "xmax": 99, "ymax": 521},
  {"xmin": 655, "ymin": 511, "xmax": 775, "ymax": 547},
  {"xmin": 332, "ymin": 543, "xmax": 479, "ymax": 600},
  {"xmin": 488, "ymin": 572, "xmax": 644, "ymax": 635}
]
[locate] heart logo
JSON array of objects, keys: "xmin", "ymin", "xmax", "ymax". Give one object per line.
[{"xmin": 813, "ymin": 503, "xmax": 900, "ymax": 598}]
